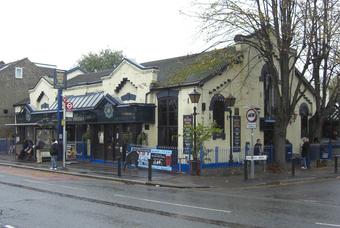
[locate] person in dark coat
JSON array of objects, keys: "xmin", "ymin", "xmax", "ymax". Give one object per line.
[
  {"xmin": 253, "ymin": 139, "xmax": 263, "ymax": 156},
  {"xmin": 49, "ymin": 138, "xmax": 58, "ymax": 170},
  {"xmin": 18, "ymin": 140, "xmax": 29, "ymax": 160},
  {"xmin": 301, "ymin": 137, "xmax": 310, "ymax": 169}
]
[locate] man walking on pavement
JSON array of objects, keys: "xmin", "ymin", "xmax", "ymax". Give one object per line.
[{"xmin": 50, "ymin": 138, "xmax": 58, "ymax": 171}]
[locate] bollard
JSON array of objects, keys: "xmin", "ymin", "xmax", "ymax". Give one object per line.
[
  {"xmin": 292, "ymin": 158, "xmax": 295, "ymax": 177},
  {"xmin": 118, "ymin": 158, "xmax": 122, "ymax": 177},
  {"xmin": 244, "ymin": 160, "xmax": 248, "ymax": 180},
  {"xmin": 335, "ymin": 156, "xmax": 338, "ymax": 174},
  {"xmin": 148, "ymin": 159, "xmax": 153, "ymax": 181}
]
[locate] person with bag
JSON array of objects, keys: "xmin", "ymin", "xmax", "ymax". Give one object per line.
[{"xmin": 49, "ymin": 138, "xmax": 58, "ymax": 170}]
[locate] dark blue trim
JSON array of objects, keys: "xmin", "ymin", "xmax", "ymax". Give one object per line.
[
  {"xmin": 202, "ymin": 162, "xmax": 242, "ymax": 169},
  {"xmin": 90, "ymin": 159, "xmax": 114, "ymax": 165}
]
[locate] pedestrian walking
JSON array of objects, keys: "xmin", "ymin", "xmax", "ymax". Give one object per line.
[
  {"xmin": 301, "ymin": 137, "xmax": 310, "ymax": 169},
  {"xmin": 254, "ymin": 139, "xmax": 263, "ymax": 156},
  {"xmin": 49, "ymin": 138, "xmax": 58, "ymax": 170}
]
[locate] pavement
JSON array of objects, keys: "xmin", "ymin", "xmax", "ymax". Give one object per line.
[{"xmin": 0, "ymin": 153, "xmax": 339, "ymax": 189}]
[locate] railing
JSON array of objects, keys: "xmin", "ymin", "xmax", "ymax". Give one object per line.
[{"xmin": 0, "ymin": 138, "xmax": 15, "ymax": 154}]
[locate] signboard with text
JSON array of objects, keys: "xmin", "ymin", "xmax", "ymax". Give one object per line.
[
  {"xmin": 183, "ymin": 115, "xmax": 193, "ymax": 154},
  {"xmin": 233, "ymin": 115, "xmax": 241, "ymax": 152}
]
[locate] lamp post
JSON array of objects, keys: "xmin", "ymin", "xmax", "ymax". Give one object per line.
[
  {"xmin": 189, "ymin": 88, "xmax": 201, "ymax": 175},
  {"xmin": 225, "ymin": 94, "xmax": 236, "ymax": 163}
]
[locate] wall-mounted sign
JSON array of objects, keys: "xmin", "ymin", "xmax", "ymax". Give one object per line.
[
  {"xmin": 183, "ymin": 115, "xmax": 193, "ymax": 154},
  {"xmin": 233, "ymin": 115, "xmax": 241, "ymax": 152},
  {"xmin": 104, "ymin": 103, "xmax": 114, "ymax": 119}
]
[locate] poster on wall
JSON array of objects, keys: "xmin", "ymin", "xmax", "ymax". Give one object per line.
[
  {"xmin": 183, "ymin": 115, "xmax": 193, "ymax": 154},
  {"xmin": 150, "ymin": 149, "xmax": 173, "ymax": 171},
  {"xmin": 233, "ymin": 115, "xmax": 241, "ymax": 152},
  {"xmin": 67, "ymin": 143, "xmax": 77, "ymax": 160}
]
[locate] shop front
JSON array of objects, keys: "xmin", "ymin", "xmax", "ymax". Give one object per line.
[{"xmin": 11, "ymin": 93, "xmax": 155, "ymax": 163}]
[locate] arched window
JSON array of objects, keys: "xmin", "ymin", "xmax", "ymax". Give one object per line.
[
  {"xmin": 299, "ymin": 103, "xmax": 309, "ymax": 138},
  {"xmin": 210, "ymin": 94, "xmax": 225, "ymax": 139},
  {"xmin": 261, "ymin": 63, "xmax": 276, "ymax": 117}
]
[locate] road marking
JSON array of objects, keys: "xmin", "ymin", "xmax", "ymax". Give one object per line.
[
  {"xmin": 23, "ymin": 179, "xmax": 86, "ymax": 191},
  {"xmin": 4, "ymin": 225, "xmax": 16, "ymax": 228},
  {"xmin": 316, "ymin": 222, "xmax": 340, "ymax": 227},
  {"xmin": 303, "ymin": 199, "xmax": 318, "ymax": 203},
  {"xmin": 114, "ymin": 194, "xmax": 232, "ymax": 213}
]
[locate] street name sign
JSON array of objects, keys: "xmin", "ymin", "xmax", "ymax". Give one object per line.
[{"xmin": 246, "ymin": 155, "xmax": 267, "ymax": 161}]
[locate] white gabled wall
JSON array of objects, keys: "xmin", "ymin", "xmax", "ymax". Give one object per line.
[
  {"xmin": 29, "ymin": 77, "xmax": 57, "ymax": 110},
  {"xmin": 102, "ymin": 60, "xmax": 157, "ymax": 102}
]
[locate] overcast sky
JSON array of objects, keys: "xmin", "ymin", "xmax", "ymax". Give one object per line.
[{"xmin": 0, "ymin": 0, "xmax": 206, "ymax": 70}]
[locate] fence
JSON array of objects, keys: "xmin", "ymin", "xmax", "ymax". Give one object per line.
[
  {"xmin": 174, "ymin": 144, "xmax": 294, "ymax": 174},
  {"xmin": 0, "ymin": 138, "xmax": 15, "ymax": 154}
]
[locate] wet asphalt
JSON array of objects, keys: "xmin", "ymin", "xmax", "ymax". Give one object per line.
[{"xmin": 0, "ymin": 166, "xmax": 339, "ymax": 228}]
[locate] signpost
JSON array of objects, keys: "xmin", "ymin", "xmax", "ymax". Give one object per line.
[
  {"xmin": 62, "ymin": 97, "xmax": 73, "ymax": 168},
  {"xmin": 246, "ymin": 108, "xmax": 258, "ymax": 179}
]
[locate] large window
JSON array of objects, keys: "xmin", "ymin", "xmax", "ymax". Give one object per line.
[
  {"xmin": 158, "ymin": 96, "xmax": 178, "ymax": 147},
  {"xmin": 261, "ymin": 64, "xmax": 276, "ymax": 118}
]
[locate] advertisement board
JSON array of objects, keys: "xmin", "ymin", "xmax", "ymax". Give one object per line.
[
  {"xmin": 150, "ymin": 149, "xmax": 173, "ymax": 171},
  {"xmin": 129, "ymin": 147, "xmax": 173, "ymax": 171}
]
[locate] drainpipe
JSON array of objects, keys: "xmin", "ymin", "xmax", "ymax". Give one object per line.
[{"xmin": 145, "ymin": 91, "xmax": 151, "ymax": 104}]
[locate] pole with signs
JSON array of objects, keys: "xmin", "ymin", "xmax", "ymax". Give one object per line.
[
  {"xmin": 63, "ymin": 99, "xmax": 66, "ymax": 168},
  {"xmin": 54, "ymin": 70, "xmax": 66, "ymax": 164},
  {"xmin": 246, "ymin": 108, "xmax": 258, "ymax": 179}
]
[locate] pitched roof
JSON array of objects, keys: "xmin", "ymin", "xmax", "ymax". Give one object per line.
[
  {"xmin": 0, "ymin": 58, "xmax": 28, "ymax": 72},
  {"xmin": 142, "ymin": 49, "xmax": 233, "ymax": 88},
  {"xmin": 14, "ymin": 97, "xmax": 30, "ymax": 106},
  {"xmin": 66, "ymin": 68, "xmax": 114, "ymax": 88}
]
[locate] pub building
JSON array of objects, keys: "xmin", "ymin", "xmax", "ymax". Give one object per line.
[{"xmin": 10, "ymin": 42, "xmax": 317, "ymax": 170}]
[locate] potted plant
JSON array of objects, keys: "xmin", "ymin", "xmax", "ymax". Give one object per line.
[{"xmin": 189, "ymin": 122, "xmax": 222, "ymax": 175}]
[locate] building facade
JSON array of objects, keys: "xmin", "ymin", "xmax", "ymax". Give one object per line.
[
  {"xmin": 11, "ymin": 42, "xmax": 316, "ymax": 166},
  {"xmin": 0, "ymin": 58, "xmax": 57, "ymax": 138}
]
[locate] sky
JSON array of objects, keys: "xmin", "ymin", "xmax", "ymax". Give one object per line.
[{"xmin": 0, "ymin": 0, "xmax": 206, "ymax": 70}]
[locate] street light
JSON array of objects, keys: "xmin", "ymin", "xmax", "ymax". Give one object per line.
[
  {"xmin": 189, "ymin": 88, "xmax": 201, "ymax": 175},
  {"xmin": 225, "ymin": 94, "xmax": 236, "ymax": 163}
]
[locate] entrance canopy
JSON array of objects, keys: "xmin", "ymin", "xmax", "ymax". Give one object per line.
[{"xmin": 15, "ymin": 92, "xmax": 155, "ymax": 124}]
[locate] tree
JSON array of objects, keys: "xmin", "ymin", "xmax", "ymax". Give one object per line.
[
  {"xmin": 304, "ymin": 0, "xmax": 340, "ymax": 140},
  {"xmin": 192, "ymin": 0, "xmax": 311, "ymax": 169},
  {"xmin": 189, "ymin": 122, "xmax": 222, "ymax": 160},
  {"xmin": 77, "ymin": 49, "xmax": 124, "ymax": 72}
]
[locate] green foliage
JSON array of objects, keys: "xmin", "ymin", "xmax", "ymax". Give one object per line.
[
  {"xmin": 189, "ymin": 122, "xmax": 222, "ymax": 160},
  {"xmin": 78, "ymin": 49, "xmax": 124, "ymax": 72}
]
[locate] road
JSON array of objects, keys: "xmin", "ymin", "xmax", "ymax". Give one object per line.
[{"xmin": 0, "ymin": 166, "xmax": 339, "ymax": 228}]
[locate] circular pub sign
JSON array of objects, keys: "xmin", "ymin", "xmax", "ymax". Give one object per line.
[{"xmin": 246, "ymin": 109, "xmax": 257, "ymax": 122}]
